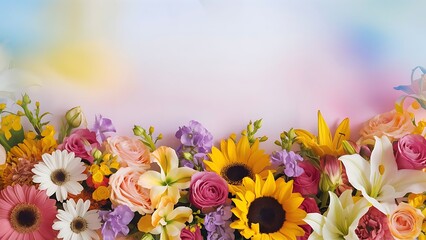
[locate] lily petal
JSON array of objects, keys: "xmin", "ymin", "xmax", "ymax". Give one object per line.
[{"xmin": 151, "ymin": 147, "xmax": 179, "ymax": 175}]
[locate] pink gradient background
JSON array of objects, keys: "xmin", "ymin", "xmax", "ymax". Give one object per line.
[{"xmin": 1, "ymin": 1, "xmax": 425, "ymax": 151}]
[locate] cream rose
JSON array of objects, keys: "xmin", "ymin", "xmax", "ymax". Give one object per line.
[
  {"xmin": 105, "ymin": 136, "xmax": 151, "ymax": 168},
  {"xmin": 109, "ymin": 167, "xmax": 153, "ymax": 214},
  {"xmin": 389, "ymin": 203, "xmax": 424, "ymax": 239},
  {"xmin": 357, "ymin": 110, "xmax": 415, "ymax": 146}
]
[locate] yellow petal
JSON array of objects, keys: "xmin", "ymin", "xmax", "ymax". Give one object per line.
[
  {"xmin": 138, "ymin": 214, "xmax": 154, "ymax": 232},
  {"xmin": 333, "ymin": 117, "xmax": 350, "ymax": 152},
  {"xmin": 227, "ymin": 138, "xmax": 238, "ymax": 162},
  {"xmin": 167, "ymin": 167, "xmax": 196, "ymax": 189},
  {"xmin": 261, "ymin": 171, "xmax": 276, "ymax": 196},
  {"xmin": 317, "ymin": 111, "xmax": 332, "ymax": 147},
  {"xmin": 138, "ymin": 171, "xmax": 164, "ymax": 189},
  {"xmin": 151, "ymin": 147, "xmax": 179, "ymax": 175}
]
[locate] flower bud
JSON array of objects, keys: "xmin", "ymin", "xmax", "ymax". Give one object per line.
[
  {"xmin": 133, "ymin": 125, "xmax": 145, "ymax": 136},
  {"xmin": 260, "ymin": 136, "xmax": 268, "ymax": 142},
  {"xmin": 254, "ymin": 119, "xmax": 262, "ymax": 129},
  {"xmin": 65, "ymin": 106, "xmax": 84, "ymax": 128},
  {"xmin": 22, "ymin": 94, "xmax": 31, "ymax": 104},
  {"xmin": 140, "ymin": 234, "xmax": 155, "ymax": 240},
  {"xmin": 342, "ymin": 140, "xmax": 356, "ymax": 154},
  {"xmin": 92, "ymin": 149, "xmax": 102, "ymax": 160}
]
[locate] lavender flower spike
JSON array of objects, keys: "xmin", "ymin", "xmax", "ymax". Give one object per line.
[{"xmin": 92, "ymin": 114, "xmax": 116, "ymax": 143}]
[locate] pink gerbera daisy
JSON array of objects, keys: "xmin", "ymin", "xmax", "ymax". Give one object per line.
[{"xmin": 0, "ymin": 184, "xmax": 57, "ymax": 239}]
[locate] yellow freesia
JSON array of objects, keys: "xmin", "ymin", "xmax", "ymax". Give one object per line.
[
  {"xmin": 295, "ymin": 111, "xmax": 350, "ymax": 157},
  {"xmin": 138, "ymin": 147, "xmax": 196, "ymax": 208},
  {"xmin": 0, "ymin": 114, "xmax": 22, "ymax": 140},
  {"xmin": 138, "ymin": 196, "xmax": 193, "ymax": 240}
]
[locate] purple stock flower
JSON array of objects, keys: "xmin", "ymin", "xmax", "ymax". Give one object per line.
[
  {"xmin": 91, "ymin": 115, "xmax": 116, "ymax": 143},
  {"xmin": 99, "ymin": 205, "xmax": 134, "ymax": 240},
  {"xmin": 176, "ymin": 120, "xmax": 213, "ymax": 153},
  {"xmin": 176, "ymin": 120, "xmax": 213, "ymax": 170},
  {"xmin": 204, "ymin": 205, "xmax": 235, "ymax": 240},
  {"xmin": 270, "ymin": 150, "xmax": 304, "ymax": 177}
]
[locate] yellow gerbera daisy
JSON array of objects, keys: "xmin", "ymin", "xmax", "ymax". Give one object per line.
[
  {"xmin": 230, "ymin": 171, "xmax": 306, "ymax": 240},
  {"xmin": 204, "ymin": 136, "xmax": 271, "ymax": 193}
]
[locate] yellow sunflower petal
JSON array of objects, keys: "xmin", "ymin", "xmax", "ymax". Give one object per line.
[
  {"xmin": 208, "ymin": 147, "xmax": 227, "ymax": 167},
  {"xmin": 220, "ymin": 139, "xmax": 228, "ymax": 158},
  {"xmin": 245, "ymin": 191, "xmax": 255, "ymax": 203},
  {"xmin": 242, "ymin": 176, "xmax": 255, "ymax": 192},
  {"xmin": 227, "ymin": 138, "xmax": 238, "ymax": 162},
  {"xmin": 276, "ymin": 181, "xmax": 292, "ymax": 202},
  {"xmin": 261, "ymin": 172, "xmax": 276, "ymax": 196},
  {"xmin": 232, "ymin": 198, "xmax": 248, "ymax": 212},
  {"xmin": 237, "ymin": 136, "xmax": 250, "ymax": 163},
  {"xmin": 254, "ymin": 174, "xmax": 263, "ymax": 197}
]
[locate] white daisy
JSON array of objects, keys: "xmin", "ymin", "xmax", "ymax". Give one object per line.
[
  {"xmin": 53, "ymin": 199, "xmax": 101, "ymax": 240},
  {"xmin": 32, "ymin": 150, "xmax": 87, "ymax": 202}
]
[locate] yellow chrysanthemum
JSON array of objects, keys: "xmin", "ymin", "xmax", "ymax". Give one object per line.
[
  {"xmin": 2, "ymin": 125, "xmax": 57, "ymax": 187},
  {"xmin": 7, "ymin": 125, "xmax": 57, "ymax": 163},
  {"xmin": 230, "ymin": 171, "xmax": 306, "ymax": 240},
  {"xmin": 204, "ymin": 136, "xmax": 271, "ymax": 193}
]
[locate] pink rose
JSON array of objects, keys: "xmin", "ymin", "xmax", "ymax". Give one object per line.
[
  {"xmin": 297, "ymin": 198, "xmax": 320, "ymax": 240},
  {"xmin": 293, "ymin": 161, "xmax": 320, "ymax": 196},
  {"xmin": 355, "ymin": 206, "xmax": 393, "ymax": 240},
  {"xmin": 389, "ymin": 202, "xmax": 424, "ymax": 239},
  {"xmin": 105, "ymin": 136, "xmax": 150, "ymax": 168},
  {"xmin": 394, "ymin": 134, "xmax": 426, "ymax": 170},
  {"xmin": 180, "ymin": 226, "xmax": 202, "ymax": 240},
  {"xmin": 58, "ymin": 129, "xmax": 99, "ymax": 163},
  {"xmin": 189, "ymin": 171, "xmax": 228, "ymax": 211},
  {"xmin": 358, "ymin": 110, "xmax": 415, "ymax": 146},
  {"xmin": 109, "ymin": 167, "xmax": 153, "ymax": 214}
]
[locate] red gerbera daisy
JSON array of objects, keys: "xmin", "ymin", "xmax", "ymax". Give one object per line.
[{"xmin": 0, "ymin": 184, "xmax": 57, "ymax": 239}]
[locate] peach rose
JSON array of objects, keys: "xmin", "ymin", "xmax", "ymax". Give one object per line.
[
  {"xmin": 106, "ymin": 136, "xmax": 150, "ymax": 168},
  {"xmin": 109, "ymin": 167, "xmax": 153, "ymax": 214},
  {"xmin": 389, "ymin": 202, "xmax": 424, "ymax": 239},
  {"xmin": 358, "ymin": 110, "xmax": 415, "ymax": 146}
]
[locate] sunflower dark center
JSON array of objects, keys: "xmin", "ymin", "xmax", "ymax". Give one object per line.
[
  {"xmin": 50, "ymin": 168, "xmax": 70, "ymax": 185},
  {"xmin": 71, "ymin": 217, "xmax": 88, "ymax": 233},
  {"xmin": 221, "ymin": 163, "xmax": 253, "ymax": 185},
  {"xmin": 247, "ymin": 196, "xmax": 286, "ymax": 233},
  {"xmin": 10, "ymin": 203, "xmax": 41, "ymax": 233}
]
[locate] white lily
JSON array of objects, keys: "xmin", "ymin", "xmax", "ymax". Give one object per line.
[
  {"xmin": 138, "ymin": 146, "xmax": 196, "ymax": 208},
  {"xmin": 304, "ymin": 190, "xmax": 370, "ymax": 240},
  {"xmin": 339, "ymin": 135, "xmax": 426, "ymax": 214}
]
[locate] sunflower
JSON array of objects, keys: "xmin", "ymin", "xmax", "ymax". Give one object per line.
[
  {"xmin": 204, "ymin": 136, "xmax": 271, "ymax": 193},
  {"xmin": 230, "ymin": 171, "xmax": 306, "ymax": 240}
]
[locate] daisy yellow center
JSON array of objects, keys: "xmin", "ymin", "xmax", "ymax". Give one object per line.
[
  {"xmin": 247, "ymin": 196, "xmax": 286, "ymax": 233},
  {"xmin": 221, "ymin": 163, "xmax": 253, "ymax": 185},
  {"xmin": 70, "ymin": 216, "xmax": 88, "ymax": 233},
  {"xmin": 50, "ymin": 168, "xmax": 70, "ymax": 186},
  {"xmin": 10, "ymin": 203, "xmax": 41, "ymax": 233}
]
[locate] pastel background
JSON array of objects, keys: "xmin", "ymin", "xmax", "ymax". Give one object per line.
[{"xmin": 0, "ymin": 1, "xmax": 425, "ymax": 151}]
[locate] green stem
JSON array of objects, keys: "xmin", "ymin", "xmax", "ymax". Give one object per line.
[
  {"xmin": 0, "ymin": 135, "xmax": 12, "ymax": 151},
  {"xmin": 320, "ymin": 191, "xmax": 329, "ymax": 210}
]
